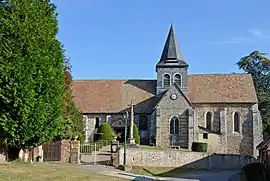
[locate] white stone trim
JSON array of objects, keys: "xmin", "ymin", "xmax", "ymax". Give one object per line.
[
  {"xmin": 83, "ymin": 115, "xmax": 88, "ymax": 131},
  {"xmin": 232, "ymin": 111, "xmax": 241, "ymax": 134},
  {"xmin": 173, "ymin": 73, "xmax": 182, "ymax": 88},
  {"xmin": 204, "ymin": 111, "xmax": 214, "ymax": 130},
  {"xmin": 169, "ymin": 115, "xmax": 180, "ymax": 135},
  {"xmin": 162, "ymin": 73, "xmax": 171, "ymax": 88}
]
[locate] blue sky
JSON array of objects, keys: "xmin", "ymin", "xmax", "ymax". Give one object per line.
[{"xmin": 53, "ymin": 0, "xmax": 270, "ymax": 80}]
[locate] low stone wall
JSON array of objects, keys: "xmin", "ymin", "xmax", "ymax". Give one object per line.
[
  {"xmin": 0, "ymin": 147, "xmax": 7, "ymax": 163},
  {"xmin": 118, "ymin": 147, "xmax": 257, "ymax": 170}
]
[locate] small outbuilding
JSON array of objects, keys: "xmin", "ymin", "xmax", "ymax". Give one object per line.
[{"xmin": 256, "ymin": 136, "xmax": 270, "ymax": 167}]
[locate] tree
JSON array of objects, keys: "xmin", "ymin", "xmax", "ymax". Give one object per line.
[
  {"xmin": 237, "ymin": 51, "xmax": 270, "ymax": 132},
  {"xmin": 0, "ymin": 0, "xmax": 66, "ymax": 158},
  {"xmin": 133, "ymin": 124, "xmax": 140, "ymax": 144},
  {"xmin": 96, "ymin": 122, "xmax": 116, "ymax": 142},
  {"xmin": 58, "ymin": 58, "xmax": 84, "ymax": 141}
]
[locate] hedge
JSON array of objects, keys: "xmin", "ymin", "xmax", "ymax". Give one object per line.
[
  {"xmin": 242, "ymin": 163, "xmax": 266, "ymax": 181},
  {"xmin": 96, "ymin": 122, "xmax": 116, "ymax": 142},
  {"xmin": 133, "ymin": 124, "xmax": 140, "ymax": 144},
  {"xmin": 191, "ymin": 142, "xmax": 207, "ymax": 152}
]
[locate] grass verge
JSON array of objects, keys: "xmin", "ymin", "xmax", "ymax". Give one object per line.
[{"xmin": 0, "ymin": 163, "xmax": 129, "ymax": 181}]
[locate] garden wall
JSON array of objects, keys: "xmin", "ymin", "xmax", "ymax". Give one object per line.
[{"xmin": 118, "ymin": 147, "xmax": 257, "ymax": 170}]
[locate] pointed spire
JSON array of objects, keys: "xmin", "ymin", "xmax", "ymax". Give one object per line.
[{"xmin": 157, "ymin": 24, "xmax": 188, "ymax": 66}]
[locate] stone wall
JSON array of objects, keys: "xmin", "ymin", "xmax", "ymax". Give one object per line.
[
  {"xmin": 0, "ymin": 147, "xmax": 7, "ymax": 163},
  {"xmin": 70, "ymin": 140, "xmax": 79, "ymax": 164},
  {"xmin": 60, "ymin": 140, "xmax": 79, "ymax": 164},
  {"xmin": 155, "ymin": 84, "xmax": 192, "ymax": 148},
  {"xmin": 156, "ymin": 67, "xmax": 188, "ymax": 95},
  {"xmin": 61, "ymin": 140, "xmax": 71, "ymax": 162},
  {"xmin": 193, "ymin": 103, "xmax": 263, "ymax": 156},
  {"xmin": 118, "ymin": 147, "xmax": 257, "ymax": 170}
]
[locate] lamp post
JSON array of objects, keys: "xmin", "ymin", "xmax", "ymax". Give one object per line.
[{"xmin": 123, "ymin": 110, "xmax": 129, "ymax": 166}]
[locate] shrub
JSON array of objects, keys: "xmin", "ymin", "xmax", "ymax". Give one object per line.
[
  {"xmin": 133, "ymin": 124, "xmax": 140, "ymax": 144},
  {"xmin": 96, "ymin": 122, "xmax": 116, "ymax": 142},
  {"xmin": 242, "ymin": 163, "xmax": 266, "ymax": 181},
  {"xmin": 191, "ymin": 142, "xmax": 207, "ymax": 152}
]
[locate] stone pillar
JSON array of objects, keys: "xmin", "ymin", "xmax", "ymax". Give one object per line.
[
  {"xmin": 219, "ymin": 107, "xmax": 227, "ymax": 153},
  {"xmin": 70, "ymin": 140, "xmax": 80, "ymax": 164},
  {"xmin": 252, "ymin": 104, "xmax": 263, "ymax": 157},
  {"xmin": 188, "ymin": 108, "xmax": 194, "ymax": 150},
  {"xmin": 128, "ymin": 103, "xmax": 135, "ymax": 144},
  {"xmin": 83, "ymin": 115, "xmax": 89, "ymax": 142}
]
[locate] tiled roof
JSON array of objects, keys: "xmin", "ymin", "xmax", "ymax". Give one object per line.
[
  {"xmin": 188, "ymin": 74, "xmax": 258, "ymax": 103},
  {"xmin": 72, "ymin": 80, "xmax": 156, "ymax": 113},
  {"xmin": 72, "ymin": 74, "xmax": 258, "ymax": 113}
]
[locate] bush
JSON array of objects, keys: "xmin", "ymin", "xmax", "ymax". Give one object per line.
[
  {"xmin": 133, "ymin": 124, "xmax": 140, "ymax": 144},
  {"xmin": 96, "ymin": 122, "xmax": 116, "ymax": 142},
  {"xmin": 191, "ymin": 142, "xmax": 207, "ymax": 152},
  {"xmin": 242, "ymin": 163, "xmax": 266, "ymax": 181}
]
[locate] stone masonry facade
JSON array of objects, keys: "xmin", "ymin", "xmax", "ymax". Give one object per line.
[{"xmin": 74, "ymin": 25, "xmax": 263, "ymax": 157}]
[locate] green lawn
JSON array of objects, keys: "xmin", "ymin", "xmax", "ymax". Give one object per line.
[
  {"xmin": 0, "ymin": 163, "xmax": 128, "ymax": 181},
  {"xmin": 131, "ymin": 166, "xmax": 206, "ymax": 177}
]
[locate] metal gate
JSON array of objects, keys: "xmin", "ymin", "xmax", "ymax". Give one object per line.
[{"xmin": 43, "ymin": 141, "xmax": 61, "ymax": 161}]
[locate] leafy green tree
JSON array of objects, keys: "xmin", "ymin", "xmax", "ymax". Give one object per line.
[
  {"xmin": 0, "ymin": 0, "xmax": 66, "ymax": 158},
  {"xmin": 133, "ymin": 124, "xmax": 140, "ymax": 144},
  {"xmin": 96, "ymin": 122, "xmax": 116, "ymax": 142},
  {"xmin": 58, "ymin": 59, "xmax": 84, "ymax": 141},
  {"xmin": 237, "ymin": 51, "xmax": 270, "ymax": 132}
]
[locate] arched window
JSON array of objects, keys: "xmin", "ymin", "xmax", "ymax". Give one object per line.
[
  {"xmin": 163, "ymin": 74, "xmax": 171, "ymax": 88},
  {"xmin": 95, "ymin": 117, "xmax": 100, "ymax": 129},
  {"xmin": 233, "ymin": 112, "xmax": 240, "ymax": 133},
  {"xmin": 174, "ymin": 74, "xmax": 182, "ymax": 87},
  {"xmin": 170, "ymin": 116, "xmax": 180, "ymax": 135},
  {"xmin": 139, "ymin": 115, "xmax": 148, "ymax": 131},
  {"xmin": 206, "ymin": 112, "xmax": 212, "ymax": 130}
]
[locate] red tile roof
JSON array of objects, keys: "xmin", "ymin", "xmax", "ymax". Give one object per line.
[{"xmin": 72, "ymin": 74, "xmax": 258, "ymax": 113}]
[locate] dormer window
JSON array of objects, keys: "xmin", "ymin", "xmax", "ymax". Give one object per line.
[
  {"xmin": 163, "ymin": 74, "xmax": 171, "ymax": 88},
  {"xmin": 173, "ymin": 74, "xmax": 182, "ymax": 87}
]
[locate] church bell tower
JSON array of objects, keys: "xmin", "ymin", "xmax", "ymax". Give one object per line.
[{"xmin": 156, "ymin": 24, "xmax": 189, "ymax": 95}]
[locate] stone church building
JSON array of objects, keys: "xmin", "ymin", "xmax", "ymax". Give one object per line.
[{"xmin": 72, "ymin": 25, "xmax": 263, "ymax": 156}]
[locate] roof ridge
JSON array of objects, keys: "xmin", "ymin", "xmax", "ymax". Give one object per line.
[
  {"xmin": 73, "ymin": 79, "xmax": 157, "ymax": 81},
  {"xmin": 189, "ymin": 73, "xmax": 248, "ymax": 76}
]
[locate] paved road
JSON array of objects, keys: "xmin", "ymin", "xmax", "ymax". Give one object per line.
[
  {"xmin": 46, "ymin": 163, "xmax": 241, "ymax": 181},
  {"xmin": 169, "ymin": 170, "xmax": 241, "ymax": 181},
  {"xmin": 56, "ymin": 164, "xmax": 241, "ymax": 181},
  {"xmin": 80, "ymin": 145, "xmax": 111, "ymax": 165}
]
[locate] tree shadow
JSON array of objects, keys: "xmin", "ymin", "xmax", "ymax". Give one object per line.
[{"xmin": 124, "ymin": 153, "xmax": 256, "ymax": 181}]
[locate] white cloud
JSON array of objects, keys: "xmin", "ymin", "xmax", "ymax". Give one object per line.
[
  {"xmin": 209, "ymin": 28, "xmax": 270, "ymax": 45},
  {"xmin": 248, "ymin": 29, "xmax": 270, "ymax": 39},
  {"xmin": 209, "ymin": 37, "xmax": 254, "ymax": 45}
]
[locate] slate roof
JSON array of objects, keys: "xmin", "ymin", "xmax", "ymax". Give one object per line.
[
  {"xmin": 256, "ymin": 135, "xmax": 270, "ymax": 150},
  {"xmin": 72, "ymin": 74, "xmax": 258, "ymax": 113},
  {"xmin": 157, "ymin": 24, "xmax": 188, "ymax": 68}
]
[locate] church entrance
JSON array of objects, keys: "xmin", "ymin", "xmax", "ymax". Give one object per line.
[
  {"xmin": 114, "ymin": 128, "xmax": 124, "ymax": 143},
  {"xmin": 111, "ymin": 118, "xmax": 129, "ymax": 143}
]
